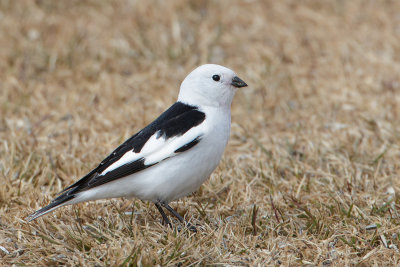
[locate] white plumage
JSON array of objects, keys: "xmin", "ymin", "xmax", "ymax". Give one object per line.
[{"xmin": 27, "ymin": 64, "xmax": 247, "ymax": 231}]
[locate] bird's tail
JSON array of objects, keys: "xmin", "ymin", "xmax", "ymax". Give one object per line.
[
  {"xmin": 25, "ymin": 192, "xmax": 75, "ymax": 222},
  {"xmin": 26, "ymin": 169, "xmax": 98, "ymax": 221}
]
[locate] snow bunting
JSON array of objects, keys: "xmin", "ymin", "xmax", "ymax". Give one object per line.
[{"xmin": 27, "ymin": 64, "xmax": 247, "ymax": 231}]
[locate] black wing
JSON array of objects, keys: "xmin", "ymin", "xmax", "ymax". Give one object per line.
[{"xmin": 61, "ymin": 101, "xmax": 205, "ymax": 194}]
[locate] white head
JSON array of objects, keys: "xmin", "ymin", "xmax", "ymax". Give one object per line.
[{"xmin": 178, "ymin": 64, "xmax": 247, "ymax": 108}]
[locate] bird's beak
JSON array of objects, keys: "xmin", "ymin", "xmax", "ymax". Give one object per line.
[{"xmin": 231, "ymin": 76, "xmax": 248, "ymax": 88}]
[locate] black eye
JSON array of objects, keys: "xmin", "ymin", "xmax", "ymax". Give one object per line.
[{"xmin": 212, "ymin": 75, "xmax": 220, "ymax": 82}]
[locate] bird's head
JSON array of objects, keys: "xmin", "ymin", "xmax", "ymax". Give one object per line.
[{"xmin": 178, "ymin": 64, "xmax": 247, "ymax": 108}]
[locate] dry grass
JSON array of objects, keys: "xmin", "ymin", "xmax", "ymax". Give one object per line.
[{"xmin": 1, "ymin": 0, "xmax": 400, "ymax": 265}]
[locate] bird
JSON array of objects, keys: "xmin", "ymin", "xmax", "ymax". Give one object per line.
[{"xmin": 26, "ymin": 64, "xmax": 248, "ymax": 231}]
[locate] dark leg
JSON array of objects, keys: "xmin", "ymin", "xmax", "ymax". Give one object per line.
[
  {"xmin": 155, "ymin": 202, "xmax": 172, "ymax": 228},
  {"xmin": 161, "ymin": 202, "xmax": 197, "ymax": 232}
]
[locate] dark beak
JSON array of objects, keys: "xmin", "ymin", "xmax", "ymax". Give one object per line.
[{"xmin": 231, "ymin": 76, "xmax": 248, "ymax": 88}]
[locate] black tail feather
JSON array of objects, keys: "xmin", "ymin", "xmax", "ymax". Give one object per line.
[
  {"xmin": 26, "ymin": 192, "xmax": 75, "ymax": 221},
  {"xmin": 26, "ymin": 169, "xmax": 99, "ymax": 222}
]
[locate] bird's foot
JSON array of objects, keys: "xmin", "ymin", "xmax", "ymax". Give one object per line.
[
  {"xmin": 155, "ymin": 201, "xmax": 197, "ymax": 233},
  {"xmin": 186, "ymin": 223, "xmax": 197, "ymax": 233},
  {"xmin": 155, "ymin": 202, "xmax": 172, "ymax": 229}
]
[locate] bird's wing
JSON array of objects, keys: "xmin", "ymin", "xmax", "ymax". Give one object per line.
[{"xmin": 61, "ymin": 102, "xmax": 206, "ymax": 194}]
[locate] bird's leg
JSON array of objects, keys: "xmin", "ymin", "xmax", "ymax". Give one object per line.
[
  {"xmin": 161, "ymin": 202, "xmax": 197, "ymax": 232},
  {"xmin": 154, "ymin": 202, "xmax": 172, "ymax": 228}
]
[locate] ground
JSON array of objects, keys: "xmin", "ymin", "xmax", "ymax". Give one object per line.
[{"xmin": 1, "ymin": 0, "xmax": 400, "ymax": 266}]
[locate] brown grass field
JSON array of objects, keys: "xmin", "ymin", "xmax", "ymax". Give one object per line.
[{"xmin": 1, "ymin": 0, "xmax": 400, "ymax": 265}]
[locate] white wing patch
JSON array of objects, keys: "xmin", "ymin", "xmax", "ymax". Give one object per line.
[
  {"xmin": 100, "ymin": 150, "xmax": 142, "ymax": 175},
  {"xmin": 100, "ymin": 126, "xmax": 205, "ymax": 176},
  {"xmin": 144, "ymin": 126, "xmax": 204, "ymax": 165},
  {"xmin": 140, "ymin": 131, "xmax": 174, "ymax": 155}
]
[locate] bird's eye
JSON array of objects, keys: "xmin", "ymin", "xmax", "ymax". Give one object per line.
[{"xmin": 212, "ymin": 75, "xmax": 220, "ymax": 82}]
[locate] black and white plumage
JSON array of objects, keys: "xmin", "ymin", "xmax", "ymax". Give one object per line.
[{"xmin": 27, "ymin": 64, "xmax": 248, "ymax": 231}]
